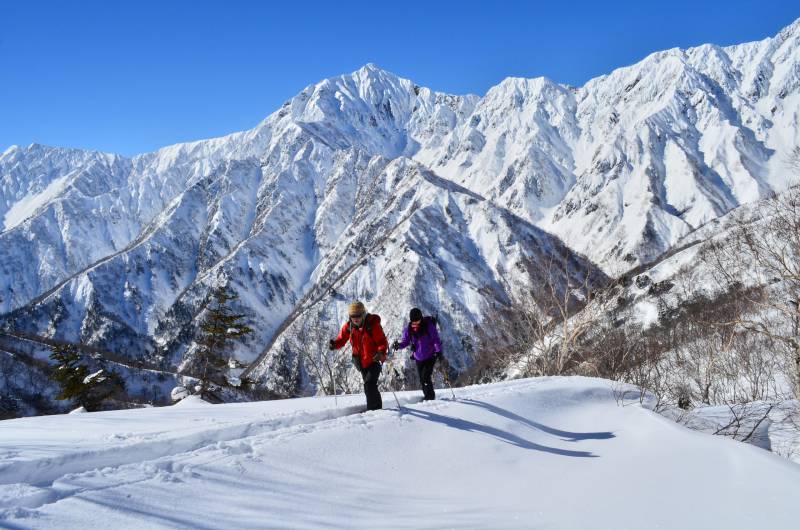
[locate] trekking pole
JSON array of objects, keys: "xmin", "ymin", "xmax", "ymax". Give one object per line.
[
  {"xmin": 438, "ymin": 358, "xmax": 456, "ymax": 400},
  {"xmin": 339, "ymin": 341, "xmax": 357, "ymax": 408},
  {"xmin": 333, "ymin": 368, "xmax": 338, "ymax": 408},
  {"xmin": 385, "ymin": 347, "xmax": 402, "ymax": 410},
  {"xmin": 322, "ymin": 347, "xmax": 338, "ymax": 408}
]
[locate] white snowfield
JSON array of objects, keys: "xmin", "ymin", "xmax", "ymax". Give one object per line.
[{"xmin": 1, "ymin": 377, "xmax": 798, "ymax": 529}]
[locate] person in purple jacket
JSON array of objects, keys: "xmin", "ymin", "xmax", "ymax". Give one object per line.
[{"xmin": 392, "ymin": 307, "xmax": 442, "ymax": 401}]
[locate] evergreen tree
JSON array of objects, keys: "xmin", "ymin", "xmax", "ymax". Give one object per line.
[
  {"xmin": 49, "ymin": 344, "xmax": 90, "ymax": 405},
  {"xmin": 194, "ymin": 285, "xmax": 253, "ymax": 401},
  {"xmin": 81, "ymin": 369, "xmax": 126, "ymax": 411},
  {"xmin": 49, "ymin": 344, "xmax": 126, "ymax": 411}
]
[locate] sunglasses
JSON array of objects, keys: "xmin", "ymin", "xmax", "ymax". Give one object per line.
[{"xmin": 350, "ymin": 313, "xmax": 365, "ymax": 319}]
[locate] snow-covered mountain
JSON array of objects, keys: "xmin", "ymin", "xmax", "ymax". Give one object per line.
[
  {"xmin": 1, "ymin": 19, "xmax": 800, "ymax": 408},
  {"xmin": 420, "ymin": 19, "xmax": 800, "ymax": 272}
]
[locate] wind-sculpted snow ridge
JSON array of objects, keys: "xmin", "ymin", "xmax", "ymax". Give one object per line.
[
  {"xmin": 0, "ymin": 377, "xmax": 798, "ymax": 529},
  {"xmin": 0, "ymin": 20, "xmax": 799, "ymax": 409}
]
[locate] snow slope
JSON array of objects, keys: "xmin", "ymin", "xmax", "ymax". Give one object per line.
[{"xmin": 1, "ymin": 377, "xmax": 797, "ymax": 529}]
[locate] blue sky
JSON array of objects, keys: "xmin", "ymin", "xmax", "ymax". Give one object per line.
[{"xmin": 1, "ymin": 1, "xmax": 797, "ymax": 156}]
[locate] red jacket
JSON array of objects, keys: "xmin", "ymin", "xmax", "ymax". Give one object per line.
[{"xmin": 332, "ymin": 314, "xmax": 388, "ymax": 369}]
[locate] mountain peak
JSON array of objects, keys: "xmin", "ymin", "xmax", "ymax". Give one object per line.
[
  {"xmin": 358, "ymin": 62, "xmax": 384, "ymax": 73},
  {"xmin": 347, "ymin": 63, "xmax": 407, "ymax": 87},
  {"xmin": 300, "ymin": 63, "xmax": 413, "ymax": 100},
  {"xmin": 776, "ymin": 17, "xmax": 800, "ymax": 43},
  {"xmin": 494, "ymin": 75, "xmax": 557, "ymax": 90},
  {"xmin": 1, "ymin": 145, "xmax": 20, "ymax": 157},
  {"xmin": 486, "ymin": 75, "xmax": 567, "ymax": 102}
]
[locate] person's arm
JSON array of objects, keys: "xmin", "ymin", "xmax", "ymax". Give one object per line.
[
  {"xmin": 430, "ymin": 320, "xmax": 442, "ymax": 354},
  {"xmin": 330, "ymin": 322, "xmax": 350, "ymax": 350},
  {"xmin": 394, "ymin": 325, "xmax": 411, "ymax": 349}
]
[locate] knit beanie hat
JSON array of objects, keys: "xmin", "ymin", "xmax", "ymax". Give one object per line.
[
  {"xmin": 409, "ymin": 307, "xmax": 423, "ymax": 322},
  {"xmin": 348, "ymin": 300, "xmax": 366, "ymax": 316}
]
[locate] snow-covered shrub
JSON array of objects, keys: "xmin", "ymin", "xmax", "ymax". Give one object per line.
[{"xmin": 170, "ymin": 386, "xmax": 190, "ymax": 402}]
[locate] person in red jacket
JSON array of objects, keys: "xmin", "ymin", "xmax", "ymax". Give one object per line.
[{"xmin": 329, "ymin": 300, "xmax": 388, "ymax": 410}]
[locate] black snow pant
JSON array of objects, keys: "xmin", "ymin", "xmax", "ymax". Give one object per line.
[
  {"xmin": 416, "ymin": 357, "xmax": 436, "ymax": 401},
  {"xmin": 360, "ymin": 362, "xmax": 383, "ymax": 411}
]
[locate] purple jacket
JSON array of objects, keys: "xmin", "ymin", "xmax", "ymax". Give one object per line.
[{"xmin": 396, "ymin": 316, "xmax": 441, "ymax": 361}]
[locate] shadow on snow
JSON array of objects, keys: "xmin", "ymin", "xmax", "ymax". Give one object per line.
[
  {"xmin": 459, "ymin": 398, "xmax": 616, "ymax": 442},
  {"xmin": 402, "ymin": 407, "xmax": 600, "ymax": 458}
]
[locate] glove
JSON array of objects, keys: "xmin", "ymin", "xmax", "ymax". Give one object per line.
[
  {"xmin": 351, "ymin": 356, "xmax": 361, "ymax": 370},
  {"xmin": 409, "ymin": 353, "xmax": 415, "ymax": 361},
  {"xmin": 328, "ymin": 339, "xmax": 336, "ymax": 351},
  {"xmin": 391, "ymin": 340, "xmax": 401, "ymax": 350},
  {"xmin": 372, "ymin": 352, "xmax": 383, "ymax": 364},
  {"xmin": 434, "ymin": 351, "xmax": 443, "ymax": 363}
]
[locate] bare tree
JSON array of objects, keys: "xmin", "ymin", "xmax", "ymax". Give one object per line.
[
  {"xmin": 298, "ymin": 310, "xmax": 362, "ymax": 397},
  {"xmin": 471, "ymin": 249, "xmax": 614, "ymax": 380},
  {"xmin": 699, "ymin": 186, "xmax": 800, "ymax": 397}
]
